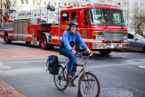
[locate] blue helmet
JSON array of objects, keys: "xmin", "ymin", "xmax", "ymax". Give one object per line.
[{"xmin": 69, "ymin": 21, "xmax": 78, "ymax": 27}]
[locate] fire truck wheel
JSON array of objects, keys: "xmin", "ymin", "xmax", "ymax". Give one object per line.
[
  {"xmin": 4, "ymin": 34, "xmax": 11, "ymax": 44},
  {"xmin": 40, "ymin": 35, "xmax": 49, "ymax": 49},
  {"xmin": 99, "ymin": 49, "xmax": 112, "ymax": 56}
]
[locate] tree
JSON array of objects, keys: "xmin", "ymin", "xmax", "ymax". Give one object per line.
[
  {"xmin": 0, "ymin": 0, "xmax": 3, "ymax": 19},
  {"xmin": 133, "ymin": 8, "xmax": 145, "ymax": 36},
  {"xmin": 128, "ymin": 1, "xmax": 145, "ymax": 37},
  {"xmin": 3, "ymin": 0, "xmax": 12, "ymax": 9}
]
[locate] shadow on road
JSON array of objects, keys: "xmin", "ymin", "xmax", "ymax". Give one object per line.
[
  {"xmin": 6, "ymin": 42, "xmax": 59, "ymax": 52},
  {"xmin": 92, "ymin": 53, "xmax": 129, "ymax": 63}
]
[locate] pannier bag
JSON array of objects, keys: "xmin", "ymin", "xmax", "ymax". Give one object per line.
[{"xmin": 46, "ymin": 55, "xmax": 59, "ymax": 75}]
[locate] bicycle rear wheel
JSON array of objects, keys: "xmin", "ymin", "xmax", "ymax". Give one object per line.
[
  {"xmin": 53, "ymin": 65, "xmax": 68, "ymax": 91},
  {"xmin": 78, "ymin": 72, "xmax": 100, "ymax": 97}
]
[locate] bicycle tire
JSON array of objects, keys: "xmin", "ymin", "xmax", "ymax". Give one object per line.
[
  {"xmin": 53, "ymin": 65, "xmax": 68, "ymax": 91},
  {"xmin": 78, "ymin": 72, "xmax": 100, "ymax": 97}
]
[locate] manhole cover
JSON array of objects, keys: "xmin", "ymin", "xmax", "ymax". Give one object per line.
[{"xmin": 101, "ymin": 88, "xmax": 133, "ymax": 97}]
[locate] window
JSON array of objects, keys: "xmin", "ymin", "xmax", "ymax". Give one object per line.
[
  {"xmin": 71, "ymin": 12, "xmax": 77, "ymax": 21},
  {"xmin": 54, "ymin": 2, "xmax": 57, "ymax": 6},
  {"xmin": 25, "ymin": 0, "xmax": 28, "ymax": 4},
  {"xmin": 44, "ymin": 1, "xmax": 46, "ymax": 5},
  {"xmin": 112, "ymin": 10, "xmax": 124, "ymax": 25},
  {"xmin": 90, "ymin": 8, "xmax": 106, "ymax": 24},
  {"xmin": 33, "ymin": 0, "xmax": 35, "ymax": 5},
  {"xmin": 21, "ymin": 0, "xmax": 24, "ymax": 4},
  {"xmin": 74, "ymin": 4, "xmax": 76, "ymax": 7},
  {"xmin": 62, "ymin": 12, "xmax": 69, "ymax": 22},
  {"xmin": 90, "ymin": 8, "xmax": 125, "ymax": 26},
  {"xmin": 128, "ymin": 34, "xmax": 134, "ymax": 39},
  {"xmin": 84, "ymin": 10, "xmax": 88, "ymax": 24}
]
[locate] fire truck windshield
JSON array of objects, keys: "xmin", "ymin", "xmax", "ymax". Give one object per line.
[{"xmin": 90, "ymin": 8, "xmax": 125, "ymax": 26}]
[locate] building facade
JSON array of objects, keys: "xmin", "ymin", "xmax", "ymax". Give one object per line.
[
  {"xmin": 10, "ymin": 0, "xmax": 84, "ymax": 12},
  {"xmin": 2, "ymin": 0, "xmax": 145, "ymax": 31}
]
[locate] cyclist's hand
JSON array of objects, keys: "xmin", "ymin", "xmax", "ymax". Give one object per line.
[
  {"xmin": 85, "ymin": 48, "xmax": 91, "ymax": 53},
  {"xmin": 72, "ymin": 49, "xmax": 76, "ymax": 54},
  {"xmin": 85, "ymin": 48, "xmax": 93, "ymax": 56}
]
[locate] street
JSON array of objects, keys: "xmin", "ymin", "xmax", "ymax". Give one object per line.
[{"xmin": 0, "ymin": 42, "xmax": 145, "ymax": 97}]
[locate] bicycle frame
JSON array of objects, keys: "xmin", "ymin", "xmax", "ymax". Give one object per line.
[
  {"xmin": 59, "ymin": 52, "xmax": 92, "ymax": 82},
  {"xmin": 72, "ymin": 54, "xmax": 91, "ymax": 81}
]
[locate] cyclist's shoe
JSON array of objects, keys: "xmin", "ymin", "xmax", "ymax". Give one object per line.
[
  {"xmin": 67, "ymin": 74, "xmax": 73, "ymax": 82},
  {"xmin": 71, "ymin": 81, "xmax": 76, "ymax": 87},
  {"xmin": 68, "ymin": 81, "xmax": 76, "ymax": 87}
]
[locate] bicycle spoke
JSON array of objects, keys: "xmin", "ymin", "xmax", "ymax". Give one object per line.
[
  {"xmin": 54, "ymin": 66, "xmax": 68, "ymax": 91},
  {"xmin": 79, "ymin": 72, "xmax": 100, "ymax": 97}
]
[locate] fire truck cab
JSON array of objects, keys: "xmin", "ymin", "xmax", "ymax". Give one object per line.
[{"xmin": 0, "ymin": 2, "xmax": 128, "ymax": 56}]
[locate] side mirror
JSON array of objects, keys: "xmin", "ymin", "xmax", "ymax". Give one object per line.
[
  {"xmin": 47, "ymin": 4, "xmax": 55, "ymax": 11},
  {"xmin": 79, "ymin": 10, "xmax": 84, "ymax": 26}
]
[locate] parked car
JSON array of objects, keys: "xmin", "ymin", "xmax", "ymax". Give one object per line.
[{"xmin": 127, "ymin": 32, "xmax": 145, "ymax": 52}]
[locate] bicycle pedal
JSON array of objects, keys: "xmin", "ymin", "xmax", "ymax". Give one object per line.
[{"xmin": 68, "ymin": 82, "xmax": 76, "ymax": 87}]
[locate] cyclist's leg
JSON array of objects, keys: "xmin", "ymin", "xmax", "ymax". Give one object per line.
[
  {"xmin": 59, "ymin": 48, "xmax": 77, "ymax": 76},
  {"xmin": 71, "ymin": 63, "xmax": 77, "ymax": 77}
]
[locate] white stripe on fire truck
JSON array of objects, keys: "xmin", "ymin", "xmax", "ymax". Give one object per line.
[
  {"xmin": 9, "ymin": 34, "xmax": 32, "ymax": 37},
  {"xmin": 51, "ymin": 36, "xmax": 101, "ymax": 43}
]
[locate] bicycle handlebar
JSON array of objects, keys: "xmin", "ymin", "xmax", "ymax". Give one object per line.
[{"xmin": 75, "ymin": 51, "xmax": 93, "ymax": 58}]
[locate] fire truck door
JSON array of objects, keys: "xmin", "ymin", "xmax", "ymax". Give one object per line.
[{"xmin": 79, "ymin": 10, "xmax": 89, "ymax": 39}]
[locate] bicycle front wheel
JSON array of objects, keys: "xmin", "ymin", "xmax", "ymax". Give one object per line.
[
  {"xmin": 53, "ymin": 65, "xmax": 68, "ymax": 91},
  {"xmin": 78, "ymin": 72, "xmax": 100, "ymax": 97}
]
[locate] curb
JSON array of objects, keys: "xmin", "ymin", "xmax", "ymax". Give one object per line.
[{"xmin": 0, "ymin": 80, "xmax": 26, "ymax": 97}]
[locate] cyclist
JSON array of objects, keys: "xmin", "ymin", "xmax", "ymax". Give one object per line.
[{"xmin": 59, "ymin": 21, "xmax": 91, "ymax": 85}]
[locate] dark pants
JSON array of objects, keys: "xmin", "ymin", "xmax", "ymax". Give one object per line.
[{"xmin": 59, "ymin": 48, "xmax": 77, "ymax": 76}]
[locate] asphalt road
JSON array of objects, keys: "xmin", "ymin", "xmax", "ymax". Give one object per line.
[{"xmin": 0, "ymin": 42, "xmax": 145, "ymax": 97}]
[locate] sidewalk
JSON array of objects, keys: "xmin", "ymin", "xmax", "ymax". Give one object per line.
[{"xmin": 0, "ymin": 80, "xmax": 25, "ymax": 97}]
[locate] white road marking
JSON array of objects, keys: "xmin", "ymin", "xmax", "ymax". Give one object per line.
[
  {"xmin": 4, "ymin": 60, "xmax": 45, "ymax": 64},
  {"xmin": 0, "ymin": 62, "xmax": 11, "ymax": 70},
  {"xmin": 138, "ymin": 66, "xmax": 145, "ymax": 69},
  {"xmin": 0, "ymin": 67, "xmax": 46, "ymax": 76}
]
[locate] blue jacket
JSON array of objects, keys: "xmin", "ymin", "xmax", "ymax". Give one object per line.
[{"xmin": 62, "ymin": 29, "xmax": 88, "ymax": 51}]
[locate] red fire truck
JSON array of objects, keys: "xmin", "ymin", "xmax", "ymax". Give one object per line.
[{"xmin": 0, "ymin": 3, "xmax": 128, "ymax": 55}]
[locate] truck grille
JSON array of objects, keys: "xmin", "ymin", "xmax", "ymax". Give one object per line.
[{"xmin": 103, "ymin": 31, "xmax": 124, "ymax": 41}]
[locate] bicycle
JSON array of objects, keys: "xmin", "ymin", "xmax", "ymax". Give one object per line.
[{"xmin": 53, "ymin": 51, "xmax": 100, "ymax": 97}]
